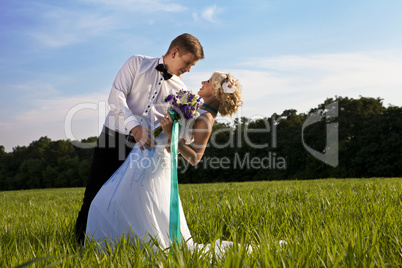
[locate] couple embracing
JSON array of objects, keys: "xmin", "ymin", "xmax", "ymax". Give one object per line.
[{"xmin": 75, "ymin": 33, "xmax": 243, "ymax": 252}]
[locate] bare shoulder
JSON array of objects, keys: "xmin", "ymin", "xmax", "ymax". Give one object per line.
[{"xmin": 193, "ymin": 112, "xmax": 215, "ymax": 131}]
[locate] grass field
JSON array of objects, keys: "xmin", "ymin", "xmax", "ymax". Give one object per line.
[{"xmin": 1, "ymin": 178, "xmax": 401, "ymax": 267}]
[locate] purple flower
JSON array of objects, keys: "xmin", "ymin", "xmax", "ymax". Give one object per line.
[
  {"xmin": 163, "ymin": 90, "xmax": 201, "ymax": 122},
  {"xmin": 164, "ymin": 94, "xmax": 174, "ymax": 102}
]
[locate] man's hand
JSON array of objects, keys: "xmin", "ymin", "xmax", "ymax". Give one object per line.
[{"xmin": 131, "ymin": 125, "xmax": 155, "ymax": 151}]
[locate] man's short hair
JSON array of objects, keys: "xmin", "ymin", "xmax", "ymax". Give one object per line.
[{"xmin": 167, "ymin": 33, "xmax": 204, "ymax": 61}]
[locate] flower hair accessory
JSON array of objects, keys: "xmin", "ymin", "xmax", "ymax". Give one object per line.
[{"xmin": 222, "ymin": 82, "xmax": 236, "ymax": 93}]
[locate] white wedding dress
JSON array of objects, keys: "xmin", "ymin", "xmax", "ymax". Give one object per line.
[{"xmin": 85, "ymin": 110, "xmax": 239, "ymax": 255}]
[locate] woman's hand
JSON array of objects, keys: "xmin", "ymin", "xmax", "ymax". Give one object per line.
[{"xmin": 160, "ymin": 113, "xmax": 173, "ymax": 139}]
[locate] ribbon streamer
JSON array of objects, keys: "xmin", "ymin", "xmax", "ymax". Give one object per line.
[{"xmin": 168, "ymin": 110, "xmax": 181, "ymax": 246}]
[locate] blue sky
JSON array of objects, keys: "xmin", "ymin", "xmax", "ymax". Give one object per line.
[{"xmin": 1, "ymin": 0, "xmax": 402, "ymax": 152}]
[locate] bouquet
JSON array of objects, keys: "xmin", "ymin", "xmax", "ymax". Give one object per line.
[{"xmin": 152, "ymin": 89, "xmax": 202, "ymax": 138}]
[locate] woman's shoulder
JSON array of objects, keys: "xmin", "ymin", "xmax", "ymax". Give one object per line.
[
  {"xmin": 179, "ymin": 109, "xmax": 214, "ymax": 144},
  {"xmin": 194, "ymin": 110, "xmax": 214, "ymax": 129}
]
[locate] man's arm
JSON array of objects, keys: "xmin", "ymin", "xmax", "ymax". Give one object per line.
[
  {"xmin": 108, "ymin": 56, "xmax": 156, "ymax": 150},
  {"xmin": 108, "ymin": 56, "xmax": 141, "ymax": 134}
]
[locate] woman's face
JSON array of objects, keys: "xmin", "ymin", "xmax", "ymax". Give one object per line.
[{"xmin": 198, "ymin": 77, "xmax": 215, "ymax": 98}]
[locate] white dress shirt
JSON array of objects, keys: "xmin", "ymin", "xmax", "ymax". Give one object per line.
[{"xmin": 104, "ymin": 55, "xmax": 187, "ymax": 135}]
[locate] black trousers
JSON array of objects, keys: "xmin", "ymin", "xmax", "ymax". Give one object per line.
[{"xmin": 74, "ymin": 127, "xmax": 135, "ymax": 245}]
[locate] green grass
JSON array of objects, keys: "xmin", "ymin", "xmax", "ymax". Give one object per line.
[{"xmin": 1, "ymin": 178, "xmax": 402, "ymax": 267}]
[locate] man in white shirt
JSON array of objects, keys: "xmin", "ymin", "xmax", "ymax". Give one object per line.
[{"xmin": 75, "ymin": 33, "xmax": 204, "ymax": 244}]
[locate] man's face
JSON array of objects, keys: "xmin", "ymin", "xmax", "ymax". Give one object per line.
[{"xmin": 167, "ymin": 49, "xmax": 198, "ymax": 76}]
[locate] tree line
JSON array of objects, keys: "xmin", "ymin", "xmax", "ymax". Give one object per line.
[{"xmin": 1, "ymin": 96, "xmax": 401, "ymax": 191}]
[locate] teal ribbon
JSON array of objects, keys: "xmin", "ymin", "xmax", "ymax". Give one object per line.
[{"xmin": 168, "ymin": 110, "xmax": 181, "ymax": 246}]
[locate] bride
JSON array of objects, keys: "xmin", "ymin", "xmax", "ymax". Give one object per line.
[{"xmin": 85, "ymin": 71, "xmax": 243, "ymax": 252}]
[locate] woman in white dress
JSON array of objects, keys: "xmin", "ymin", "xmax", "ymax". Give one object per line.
[{"xmin": 85, "ymin": 71, "xmax": 243, "ymax": 251}]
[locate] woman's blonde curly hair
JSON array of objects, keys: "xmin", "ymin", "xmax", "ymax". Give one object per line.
[{"xmin": 210, "ymin": 71, "xmax": 243, "ymax": 116}]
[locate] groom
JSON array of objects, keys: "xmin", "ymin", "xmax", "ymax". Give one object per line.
[{"xmin": 75, "ymin": 33, "xmax": 204, "ymax": 245}]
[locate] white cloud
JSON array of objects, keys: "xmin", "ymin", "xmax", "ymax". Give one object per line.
[
  {"xmin": 192, "ymin": 12, "xmax": 199, "ymax": 21},
  {"xmin": 29, "ymin": 8, "xmax": 117, "ymax": 48},
  {"xmin": 83, "ymin": 0, "xmax": 186, "ymax": 13},
  {"xmin": 1, "ymin": 91, "xmax": 109, "ymax": 151},
  {"xmin": 251, "ymin": 53, "xmax": 401, "ymax": 113},
  {"xmin": 15, "ymin": 92, "xmax": 108, "ymax": 123},
  {"xmin": 201, "ymin": 5, "xmax": 217, "ymax": 23},
  {"xmin": 245, "ymin": 53, "xmax": 402, "ymax": 95},
  {"xmin": 186, "ymin": 52, "xmax": 402, "ymax": 118},
  {"xmin": 27, "ymin": 1, "xmax": 186, "ymax": 48},
  {"xmin": 2, "ymin": 51, "xmax": 402, "ymax": 152},
  {"xmin": 10, "ymin": 81, "xmax": 60, "ymax": 98}
]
